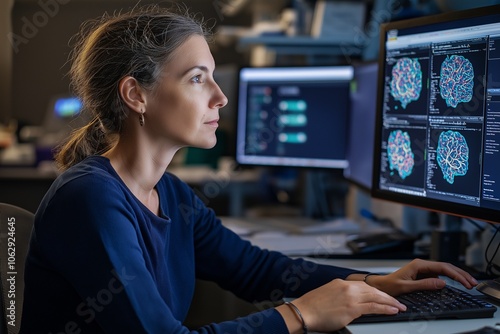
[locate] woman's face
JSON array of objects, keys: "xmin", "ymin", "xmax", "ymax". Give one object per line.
[{"xmin": 144, "ymin": 34, "xmax": 228, "ymax": 149}]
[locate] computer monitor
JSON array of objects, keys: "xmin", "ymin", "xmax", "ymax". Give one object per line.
[
  {"xmin": 235, "ymin": 66, "xmax": 353, "ymax": 169},
  {"xmin": 372, "ymin": 5, "xmax": 500, "ymax": 224},
  {"xmin": 37, "ymin": 95, "xmax": 85, "ymax": 148},
  {"xmin": 344, "ymin": 62, "xmax": 378, "ymax": 191},
  {"xmin": 42, "ymin": 96, "xmax": 83, "ymax": 133}
]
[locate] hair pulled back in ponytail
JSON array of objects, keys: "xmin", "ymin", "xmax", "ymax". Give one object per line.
[{"xmin": 55, "ymin": 4, "xmax": 211, "ymax": 171}]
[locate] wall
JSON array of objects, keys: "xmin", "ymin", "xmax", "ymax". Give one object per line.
[
  {"xmin": 11, "ymin": 0, "xmax": 155, "ymax": 126},
  {"xmin": 9, "ymin": 0, "xmax": 251, "ymax": 127},
  {"xmin": 0, "ymin": 0, "xmax": 14, "ymax": 125}
]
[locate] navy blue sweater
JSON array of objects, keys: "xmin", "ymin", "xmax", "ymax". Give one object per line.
[{"xmin": 20, "ymin": 156, "xmax": 358, "ymax": 333}]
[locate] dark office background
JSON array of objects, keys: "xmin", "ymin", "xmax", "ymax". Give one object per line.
[{"xmin": 8, "ymin": 0, "xmax": 257, "ymax": 128}]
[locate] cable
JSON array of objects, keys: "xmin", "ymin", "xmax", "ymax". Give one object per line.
[
  {"xmin": 484, "ymin": 223, "xmax": 500, "ymax": 276},
  {"xmin": 463, "ymin": 217, "xmax": 486, "ymax": 232}
]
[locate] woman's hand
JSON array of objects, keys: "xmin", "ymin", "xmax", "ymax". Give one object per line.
[
  {"xmin": 364, "ymin": 258, "xmax": 478, "ymax": 296},
  {"xmin": 277, "ymin": 279, "xmax": 407, "ymax": 333}
]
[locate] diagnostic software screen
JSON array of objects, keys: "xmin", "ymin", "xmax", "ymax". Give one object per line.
[{"xmin": 236, "ymin": 66, "xmax": 353, "ymax": 169}]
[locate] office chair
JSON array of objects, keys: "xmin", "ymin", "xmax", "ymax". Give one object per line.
[{"xmin": 0, "ymin": 203, "xmax": 34, "ymax": 334}]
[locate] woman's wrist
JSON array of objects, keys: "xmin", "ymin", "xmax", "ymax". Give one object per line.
[
  {"xmin": 277, "ymin": 302, "xmax": 308, "ymax": 334},
  {"xmin": 363, "ymin": 273, "xmax": 380, "ymax": 286},
  {"xmin": 346, "ymin": 272, "xmax": 384, "ymax": 290},
  {"xmin": 285, "ymin": 301, "xmax": 308, "ymax": 334}
]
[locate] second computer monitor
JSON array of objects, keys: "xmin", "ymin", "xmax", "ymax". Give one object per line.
[
  {"xmin": 236, "ymin": 66, "xmax": 353, "ymax": 169},
  {"xmin": 344, "ymin": 62, "xmax": 379, "ymax": 191}
]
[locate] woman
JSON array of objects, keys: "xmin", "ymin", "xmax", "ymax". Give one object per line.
[{"xmin": 20, "ymin": 5, "xmax": 477, "ymax": 334}]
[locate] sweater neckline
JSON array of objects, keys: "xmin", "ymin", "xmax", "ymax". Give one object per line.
[{"xmin": 89, "ymin": 155, "xmax": 171, "ymax": 222}]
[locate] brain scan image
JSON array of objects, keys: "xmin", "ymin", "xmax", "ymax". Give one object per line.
[
  {"xmin": 436, "ymin": 130, "xmax": 469, "ymax": 184},
  {"xmin": 439, "ymin": 55, "xmax": 474, "ymax": 108},
  {"xmin": 387, "ymin": 129, "xmax": 415, "ymax": 180},
  {"xmin": 390, "ymin": 57, "xmax": 422, "ymax": 109}
]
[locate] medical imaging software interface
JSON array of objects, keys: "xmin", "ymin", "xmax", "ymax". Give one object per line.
[
  {"xmin": 377, "ymin": 15, "xmax": 500, "ymax": 212},
  {"xmin": 236, "ymin": 67, "xmax": 353, "ymax": 169}
]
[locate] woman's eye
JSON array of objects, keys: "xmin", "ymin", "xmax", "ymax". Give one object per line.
[{"xmin": 192, "ymin": 75, "xmax": 204, "ymax": 83}]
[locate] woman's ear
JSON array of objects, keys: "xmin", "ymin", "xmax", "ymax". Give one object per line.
[{"xmin": 118, "ymin": 76, "xmax": 146, "ymax": 113}]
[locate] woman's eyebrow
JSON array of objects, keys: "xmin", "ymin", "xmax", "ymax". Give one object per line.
[{"xmin": 182, "ymin": 65, "xmax": 209, "ymax": 76}]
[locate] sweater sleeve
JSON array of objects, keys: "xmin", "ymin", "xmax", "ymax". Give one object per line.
[{"xmin": 191, "ymin": 192, "xmax": 360, "ymax": 303}]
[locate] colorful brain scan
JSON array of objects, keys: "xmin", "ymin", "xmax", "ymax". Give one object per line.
[
  {"xmin": 390, "ymin": 57, "xmax": 422, "ymax": 109},
  {"xmin": 387, "ymin": 130, "xmax": 414, "ymax": 180},
  {"xmin": 439, "ymin": 55, "xmax": 474, "ymax": 108},
  {"xmin": 436, "ymin": 130, "xmax": 469, "ymax": 184}
]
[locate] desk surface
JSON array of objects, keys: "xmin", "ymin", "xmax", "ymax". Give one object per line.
[
  {"xmin": 348, "ymin": 317, "xmax": 500, "ymax": 334},
  {"xmin": 221, "ymin": 216, "xmax": 397, "ymax": 257},
  {"xmin": 310, "ymin": 259, "xmax": 500, "ymax": 334}
]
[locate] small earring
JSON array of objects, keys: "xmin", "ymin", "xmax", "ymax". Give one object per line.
[{"xmin": 139, "ymin": 111, "xmax": 145, "ymax": 127}]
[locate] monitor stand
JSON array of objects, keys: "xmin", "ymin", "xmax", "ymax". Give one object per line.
[
  {"xmin": 441, "ymin": 213, "xmax": 463, "ymax": 231},
  {"xmin": 302, "ymin": 169, "xmax": 348, "ymax": 219},
  {"xmin": 430, "ymin": 214, "xmax": 467, "ymax": 264}
]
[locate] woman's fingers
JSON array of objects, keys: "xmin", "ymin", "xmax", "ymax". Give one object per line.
[
  {"xmin": 359, "ymin": 301, "xmax": 400, "ymax": 316},
  {"xmin": 358, "ymin": 286, "xmax": 407, "ymax": 312},
  {"xmin": 417, "ymin": 260, "xmax": 478, "ymax": 288},
  {"xmin": 382, "ymin": 259, "xmax": 479, "ymax": 296},
  {"xmin": 405, "ymin": 259, "xmax": 478, "ymax": 289}
]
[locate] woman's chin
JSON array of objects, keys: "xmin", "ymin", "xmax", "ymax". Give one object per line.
[{"xmin": 195, "ymin": 139, "xmax": 217, "ymax": 150}]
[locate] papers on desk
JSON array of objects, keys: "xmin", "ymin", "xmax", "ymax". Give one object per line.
[
  {"xmin": 298, "ymin": 218, "xmax": 361, "ymax": 234},
  {"xmin": 221, "ymin": 216, "xmax": 362, "ymax": 256},
  {"xmin": 246, "ymin": 232, "xmax": 352, "ymax": 256},
  {"xmin": 222, "ymin": 216, "xmax": 363, "ymax": 235}
]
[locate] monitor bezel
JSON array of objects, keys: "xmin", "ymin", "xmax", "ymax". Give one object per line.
[
  {"xmin": 371, "ymin": 5, "xmax": 500, "ymax": 224},
  {"xmin": 235, "ymin": 65, "xmax": 354, "ymax": 170}
]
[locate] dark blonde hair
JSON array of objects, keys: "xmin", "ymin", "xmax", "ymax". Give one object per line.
[{"xmin": 55, "ymin": 4, "xmax": 210, "ymax": 170}]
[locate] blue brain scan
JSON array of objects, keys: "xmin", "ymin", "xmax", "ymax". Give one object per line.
[
  {"xmin": 439, "ymin": 55, "xmax": 474, "ymax": 108},
  {"xmin": 436, "ymin": 130, "xmax": 469, "ymax": 184},
  {"xmin": 390, "ymin": 57, "xmax": 422, "ymax": 109},
  {"xmin": 387, "ymin": 129, "xmax": 414, "ymax": 180}
]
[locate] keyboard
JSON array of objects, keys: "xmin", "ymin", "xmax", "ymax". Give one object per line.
[{"xmin": 352, "ymin": 286, "xmax": 497, "ymax": 324}]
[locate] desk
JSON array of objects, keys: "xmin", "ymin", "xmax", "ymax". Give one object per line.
[
  {"xmin": 311, "ymin": 259, "xmax": 500, "ymax": 334},
  {"xmin": 0, "ymin": 167, "xmax": 57, "ymax": 213},
  {"xmin": 167, "ymin": 165, "xmax": 262, "ymax": 216},
  {"xmin": 221, "ymin": 216, "xmax": 399, "ymax": 258}
]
